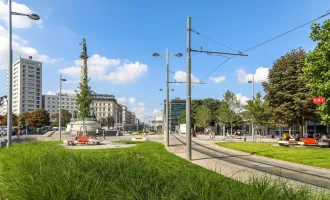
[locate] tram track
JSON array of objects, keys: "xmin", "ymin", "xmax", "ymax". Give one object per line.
[{"xmin": 173, "ymin": 134, "xmax": 330, "ymax": 189}]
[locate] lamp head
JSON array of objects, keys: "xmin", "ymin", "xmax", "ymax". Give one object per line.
[
  {"xmin": 28, "ymin": 14, "xmax": 40, "ymax": 20},
  {"xmin": 153, "ymin": 53, "xmax": 160, "ymax": 57},
  {"xmin": 176, "ymin": 53, "xmax": 182, "ymax": 57},
  {"xmin": 248, "ymin": 80, "xmax": 252, "ymax": 83}
]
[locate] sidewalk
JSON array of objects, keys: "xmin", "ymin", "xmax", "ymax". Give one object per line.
[{"xmin": 167, "ymin": 134, "xmax": 330, "ymax": 190}]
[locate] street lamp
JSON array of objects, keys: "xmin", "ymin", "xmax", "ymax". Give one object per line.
[
  {"xmin": 7, "ymin": 0, "xmax": 40, "ymax": 147},
  {"xmin": 153, "ymin": 49, "xmax": 181, "ymax": 147},
  {"xmin": 248, "ymin": 75, "xmax": 255, "ymax": 142},
  {"xmin": 59, "ymin": 74, "xmax": 66, "ymax": 141}
]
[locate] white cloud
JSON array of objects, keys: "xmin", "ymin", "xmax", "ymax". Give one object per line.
[
  {"xmin": 107, "ymin": 62, "xmax": 148, "ymax": 83},
  {"xmin": 46, "ymin": 89, "xmax": 76, "ymax": 96},
  {"xmin": 209, "ymin": 76, "xmax": 226, "ymax": 84},
  {"xmin": 47, "ymin": 91, "xmax": 56, "ymax": 95},
  {"xmin": 128, "ymin": 97, "xmax": 136, "ymax": 105},
  {"xmin": 173, "ymin": 71, "xmax": 200, "ymax": 83},
  {"xmin": 235, "ymin": 93, "xmax": 249, "ymax": 105},
  {"xmin": 237, "ymin": 67, "xmax": 269, "ymax": 83},
  {"xmin": 60, "ymin": 54, "xmax": 148, "ymax": 84},
  {"xmin": 0, "ymin": 25, "xmax": 60, "ymax": 71},
  {"xmin": 0, "ymin": 1, "xmax": 43, "ymax": 29},
  {"xmin": 117, "ymin": 97, "xmax": 127, "ymax": 104},
  {"xmin": 152, "ymin": 109, "xmax": 162, "ymax": 117}
]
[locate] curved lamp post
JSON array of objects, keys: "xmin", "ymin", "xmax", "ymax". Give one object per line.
[{"xmin": 7, "ymin": 0, "xmax": 40, "ymax": 147}]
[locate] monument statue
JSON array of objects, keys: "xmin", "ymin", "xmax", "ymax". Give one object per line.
[{"xmin": 66, "ymin": 38, "xmax": 101, "ymax": 137}]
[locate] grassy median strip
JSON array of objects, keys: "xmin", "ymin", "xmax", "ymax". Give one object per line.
[
  {"xmin": 0, "ymin": 141, "xmax": 327, "ymax": 200},
  {"xmin": 217, "ymin": 142, "xmax": 330, "ymax": 169}
]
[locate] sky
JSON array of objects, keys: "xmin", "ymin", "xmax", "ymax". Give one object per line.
[{"xmin": 0, "ymin": 0, "xmax": 329, "ymax": 120}]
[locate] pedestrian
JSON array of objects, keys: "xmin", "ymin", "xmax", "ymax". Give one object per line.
[
  {"xmin": 191, "ymin": 128, "xmax": 196, "ymax": 137},
  {"xmin": 116, "ymin": 130, "xmax": 119, "ymax": 139},
  {"xmin": 96, "ymin": 128, "xmax": 99, "ymax": 136}
]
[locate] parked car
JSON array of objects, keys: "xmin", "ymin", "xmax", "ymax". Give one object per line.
[{"xmin": 0, "ymin": 128, "xmax": 5, "ymax": 136}]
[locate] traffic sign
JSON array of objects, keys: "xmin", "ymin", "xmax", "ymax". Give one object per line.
[{"xmin": 313, "ymin": 96, "xmax": 326, "ymax": 104}]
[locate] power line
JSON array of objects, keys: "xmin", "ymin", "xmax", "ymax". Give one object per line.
[
  {"xmin": 191, "ymin": 29, "xmax": 242, "ymax": 53},
  {"xmin": 194, "ymin": 11, "xmax": 330, "ymax": 88}
]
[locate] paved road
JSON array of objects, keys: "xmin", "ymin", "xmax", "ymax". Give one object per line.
[{"xmin": 172, "ymin": 134, "xmax": 330, "ymax": 190}]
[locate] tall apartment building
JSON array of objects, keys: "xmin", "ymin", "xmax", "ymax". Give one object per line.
[
  {"xmin": 11, "ymin": 57, "xmax": 42, "ymax": 115},
  {"xmin": 0, "ymin": 96, "xmax": 7, "ymax": 116}
]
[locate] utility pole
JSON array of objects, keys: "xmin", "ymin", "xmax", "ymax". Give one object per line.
[
  {"xmin": 185, "ymin": 16, "xmax": 248, "ymax": 160},
  {"xmin": 186, "ymin": 16, "xmax": 192, "ymax": 160}
]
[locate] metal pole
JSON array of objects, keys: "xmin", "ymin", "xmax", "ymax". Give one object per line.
[
  {"xmin": 186, "ymin": 16, "xmax": 192, "ymax": 160},
  {"xmin": 59, "ymin": 74, "xmax": 62, "ymax": 141},
  {"xmin": 7, "ymin": 0, "xmax": 12, "ymax": 147},
  {"xmin": 165, "ymin": 48, "xmax": 170, "ymax": 147},
  {"xmin": 25, "ymin": 120, "xmax": 28, "ymax": 136},
  {"xmin": 251, "ymin": 75, "xmax": 255, "ymax": 142}
]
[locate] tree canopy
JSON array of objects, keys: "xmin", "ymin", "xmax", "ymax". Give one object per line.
[
  {"xmin": 76, "ymin": 82, "xmax": 94, "ymax": 121},
  {"xmin": 303, "ymin": 19, "xmax": 330, "ymax": 124},
  {"xmin": 2, "ymin": 113, "xmax": 18, "ymax": 126},
  {"xmin": 217, "ymin": 90, "xmax": 241, "ymax": 134},
  {"xmin": 195, "ymin": 105, "xmax": 212, "ymax": 130},
  {"xmin": 28, "ymin": 109, "xmax": 50, "ymax": 128},
  {"xmin": 243, "ymin": 92, "xmax": 273, "ymax": 130},
  {"xmin": 54, "ymin": 109, "xmax": 72, "ymax": 127},
  {"xmin": 263, "ymin": 48, "xmax": 316, "ymax": 131},
  {"xmin": 17, "ymin": 112, "xmax": 30, "ymax": 128}
]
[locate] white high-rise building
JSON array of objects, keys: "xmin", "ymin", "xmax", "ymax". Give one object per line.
[{"xmin": 10, "ymin": 57, "xmax": 42, "ymax": 115}]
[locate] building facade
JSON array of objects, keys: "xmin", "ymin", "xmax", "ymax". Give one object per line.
[
  {"xmin": 11, "ymin": 57, "xmax": 42, "ymax": 115},
  {"xmin": 0, "ymin": 96, "xmax": 7, "ymax": 116},
  {"xmin": 163, "ymin": 98, "xmax": 186, "ymax": 131},
  {"xmin": 42, "ymin": 94, "xmax": 77, "ymax": 121},
  {"xmin": 90, "ymin": 94, "xmax": 120, "ymax": 121}
]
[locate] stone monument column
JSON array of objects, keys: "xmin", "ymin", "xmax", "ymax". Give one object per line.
[{"xmin": 80, "ymin": 38, "xmax": 88, "ymax": 86}]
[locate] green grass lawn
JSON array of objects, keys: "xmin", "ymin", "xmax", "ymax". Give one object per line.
[
  {"xmin": 217, "ymin": 142, "xmax": 330, "ymax": 169},
  {"xmin": 0, "ymin": 141, "xmax": 327, "ymax": 200}
]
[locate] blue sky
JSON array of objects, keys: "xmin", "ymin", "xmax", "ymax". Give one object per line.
[{"xmin": 0, "ymin": 0, "xmax": 329, "ymax": 119}]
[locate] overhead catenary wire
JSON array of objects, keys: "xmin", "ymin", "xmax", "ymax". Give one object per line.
[{"xmin": 192, "ymin": 11, "xmax": 330, "ymax": 88}]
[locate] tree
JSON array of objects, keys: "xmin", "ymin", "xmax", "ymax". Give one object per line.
[
  {"xmin": 263, "ymin": 48, "xmax": 316, "ymax": 135},
  {"xmin": 2, "ymin": 113, "xmax": 18, "ymax": 126},
  {"xmin": 98, "ymin": 117, "xmax": 107, "ymax": 127},
  {"xmin": 202, "ymin": 98, "xmax": 222, "ymax": 122},
  {"xmin": 54, "ymin": 109, "xmax": 72, "ymax": 127},
  {"xmin": 303, "ymin": 19, "xmax": 330, "ymax": 125},
  {"xmin": 17, "ymin": 112, "xmax": 30, "ymax": 128},
  {"xmin": 28, "ymin": 109, "xmax": 50, "ymax": 128},
  {"xmin": 156, "ymin": 125, "xmax": 162, "ymax": 131},
  {"xmin": 217, "ymin": 90, "xmax": 241, "ymax": 135},
  {"xmin": 195, "ymin": 105, "xmax": 212, "ymax": 131},
  {"xmin": 105, "ymin": 116, "xmax": 115, "ymax": 129},
  {"xmin": 243, "ymin": 92, "xmax": 273, "ymax": 138},
  {"xmin": 76, "ymin": 82, "xmax": 94, "ymax": 121},
  {"xmin": 178, "ymin": 109, "xmax": 186, "ymax": 124}
]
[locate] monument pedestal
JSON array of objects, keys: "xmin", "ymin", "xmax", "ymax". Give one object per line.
[{"xmin": 67, "ymin": 120, "xmax": 101, "ymax": 136}]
